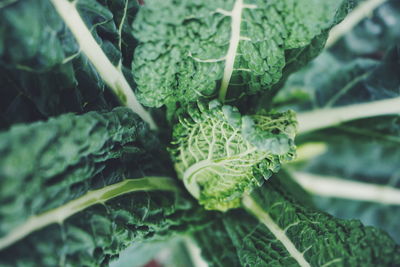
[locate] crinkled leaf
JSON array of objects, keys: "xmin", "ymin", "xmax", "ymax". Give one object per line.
[
  {"xmin": 194, "ymin": 174, "xmax": 400, "ymax": 266},
  {"xmin": 0, "ymin": 0, "xmax": 140, "ymax": 129},
  {"xmin": 0, "ymin": 189, "xmax": 209, "ymax": 267},
  {"xmin": 170, "ymin": 102, "xmax": 296, "ymax": 211},
  {"xmin": 132, "ymin": 0, "xmax": 352, "ymax": 111},
  {"xmin": 0, "ymin": 107, "xmax": 167, "ymax": 236},
  {"xmin": 0, "ymin": 107, "xmax": 211, "ymax": 266}
]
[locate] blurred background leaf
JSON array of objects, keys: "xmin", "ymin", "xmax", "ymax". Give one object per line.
[{"xmin": 278, "ymin": 0, "xmax": 400, "ymax": 244}]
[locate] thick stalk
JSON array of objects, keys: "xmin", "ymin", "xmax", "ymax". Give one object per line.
[
  {"xmin": 218, "ymin": 0, "xmax": 245, "ymax": 102},
  {"xmin": 291, "ymin": 172, "xmax": 400, "ymax": 205},
  {"xmin": 49, "ymin": 0, "xmax": 157, "ymax": 129},
  {"xmin": 326, "ymin": 0, "xmax": 388, "ymax": 48},
  {"xmin": 297, "ymin": 97, "xmax": 400, "ymax": 134},
  {"xmin": 0, "ymin": 177, "xmax": 178, "ymax": 250},
  {"xmin": 242, "ymin": 195, "xmax": 311, "ymax": 267}
]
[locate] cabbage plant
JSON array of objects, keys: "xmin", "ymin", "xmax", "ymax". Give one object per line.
[{"xmin": 0, "ymin": 0, "xmax": 400, "ymax": 266}]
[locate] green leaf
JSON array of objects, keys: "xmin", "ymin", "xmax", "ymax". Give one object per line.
[
  {"xmin": 277, "ymin": 39, "xmax": 400, "ymax": 113},
  {"xmin": 280, "ymin": 41, "xmax": 400, "ymax": 242},
  {"xmin": 170, "ymin": 102, "xmax": 296, "ymax": 211},
  {"xmin": 0, "ymin": 186, "xmax": 209, "ymax": 267},
  {"xmin": 292, "ymin": 121, "xmax": 400, "ymax": 243},
  {"xmin": 132, "ymin": 0, "xmax": 351, "ymax": 112},
  {"xmin": 275, "ymin": 44, "xmax": 400, "ymax": 134},
  {"xmin": 0, "ymin": 107, "xmax": 211, "ymax": 266},
  {"xmin": 0, "ymin": 0, "xmax": 141, "ymax": 129},
  {"xmin": 0, "ymin": 107, "xmax": 160, "ymax": 237},
  {"xmin": 194, "ymin": 175, "xmax": 400, "ymax": 266}
]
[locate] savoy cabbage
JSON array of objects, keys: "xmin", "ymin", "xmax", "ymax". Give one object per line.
[{"xmin": 0, "ymin": 0, "xmax": 400, "ymax": 266}]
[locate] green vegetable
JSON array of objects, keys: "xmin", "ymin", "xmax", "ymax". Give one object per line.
[
  {"xmin": 281, "ymin": 44, "xmax": 400, "ymax": 243},
  {"xmin": 0, "ymin": 107, "xmax": 147, "ymax": 237},
  {"xmin": 0, "ymin": 184, "xmax": 208, "ymax": 267},
  {"xmin": 0, "ymin": 0, "xmax": 116, "ymax": 124},
  {"xmin": 132, "ymin": 0, "xmax": 351, "ymax": 111},
  {"xmin": 1, "ymin": 0, "xmax": 399, "ymax": 266},
  {"xmin": 0, "ymin": 0, "xmax": 155, "ymax": 128},
  {"xmin": 0, "ymin": 108, "xmax": 210, "ymax": 266},
  {"xmin": 170, "ymin": 101, "xmax": 297, "ymax": 211},
  {"xmin": 195, "ymin": 173, "xmax": 400, "ymax": 267}
]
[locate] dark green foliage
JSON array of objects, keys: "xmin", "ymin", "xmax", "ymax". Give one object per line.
[
  {"xmin": 132, "ymin": 0, "xmax": 352, "ymax": 114},
  {"xmin": 276, "ymin": 45, "xmax": 400, "ymax": 111},
  {"xmin": 279, "ymin": 43, "xmax": 400, "ymax": 243},
  {"xmin": 297, "ymin": 116, "xmax": 400, "ymax": 243},
  {"xmin": 194, "ymin": 216, "xmax": 240, "ymax": 267},
  {"xmin": 0, "ymin": 0, "xmax": 140, "ymax": 130},
  {"xmin": 0, "ymin": 108, "xmax": 211, "ymax": 267},
  {"xmin": 194, "ymin": 176, "xmax": 400, "ymax": 267},
  {"xmin": 0, "ymin": 190, "xmax": 209, "ymax": 267},
  {"xmin": 0, "ymin": 0, "xmax": 399, "ymax": 266},
  {"xmin": 0, "ymin": 107, "xmax": 150, "ymax": 236}
]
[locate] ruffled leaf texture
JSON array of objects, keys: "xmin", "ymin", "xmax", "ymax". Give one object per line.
[
  {"xmin": 194, "ymin": 174, "xmax": 400, "ymax": 267},
  {"xmin": 132, "ymin": 0, "xmax": 352, "ymax": 111},
  {"xmin": 0, "ymin": 108, "xmax": 210, "ymax": 266},
  {"xmin": 170, "ymin": 101, "xmax": 297, "ymax": 211}
]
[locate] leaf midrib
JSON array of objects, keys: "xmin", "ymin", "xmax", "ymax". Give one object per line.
[{"xmin": 0, "ymin": 176, "xmax": 178, "ymax": 251}]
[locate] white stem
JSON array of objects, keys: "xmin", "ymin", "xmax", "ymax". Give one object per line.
[
  {"xmin": 292, "ymin": 142, "xmax": 328, "ymax": 162},
  {"xmin": 218, "ymin": 0, "xmax": 245, "ymax": 102},
  {"xmin": 297, "ymin": 97, "xmax": 400, "ymax": 134},
  {"xmin": 184, "ymin": 237, "xmax": 209, "ymax": 267},
  {"xmin": 49, "ymin": 0, "xmax": 157, "ymax": 129},
  {"xmin": 242, "ymin": 195, "xmax": 311, "ymax": 267},
  {"xmin": 292, "ymin": 172, "xmax": 400, "ymax": 205},
  {"xmin": 182, "ymin": 159, "xmax": 213, "ymax": 199},
  {"xmin": 326, "ymin": 0, "xmax": 388, "ymax": 48},
  {"xmin": 0, "ymin": 177, "xmax": 178, "ymax": 250}
]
